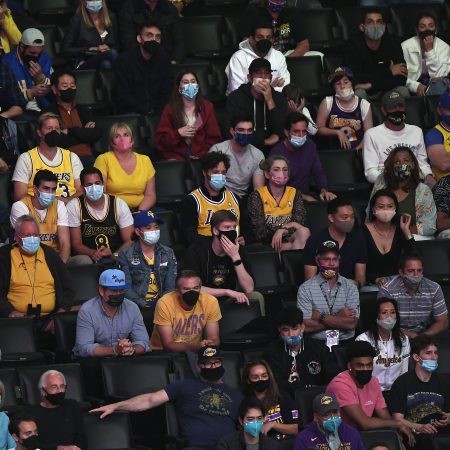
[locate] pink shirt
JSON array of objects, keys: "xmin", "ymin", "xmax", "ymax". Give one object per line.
[{"xmin": 326, "ymin": 370, "xmax": 386, "ymax": 427}]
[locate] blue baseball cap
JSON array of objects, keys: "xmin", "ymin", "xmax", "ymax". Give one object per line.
[
  {"xmin": 134, "ymin": 210, "xmax": 164, "ymax": 228},
  {"xmin": 99, "ymin": 269, "xmax": 129, "ymax": 290},
  {"xmin": 439, "ymin": 91, "xmax": 450, "ymax": 109}
]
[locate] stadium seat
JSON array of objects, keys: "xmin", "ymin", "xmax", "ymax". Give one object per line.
[
  {"xmin": 98, "ymin": 69, "xmax": 116, "ymax": 113},
  {"xmin": 16, "ymin": 121, "xmax": 37, "ymax": 151},
  {"xmin": 67, "ymin": 264, "xmax": 102, "ymax": 305},
  {"xmin": 304, "ymin": 201, "xmax": 329, "ymax": 234},
  {"xmin": 425, "ymin": 95, "xmax": 441, "ymax": 126},
  {"xmin": 84, "ymin": 411, "xmax": 136, "ymax": 450},
  {"xmin": 360, "ymin": 429, "xmax": 402, "ymax": 450},
  {"xmin": 25, "ymin": 0, "xmax": 75, "ymax": 27},
  {"xmin": 295, "ymin": 385, "xmax": 325, "ymax": 428},
  {"xmin": 155, "ymin": 209, "xmax": 182, "ymax": 250},
  {"xmin": 36, "ymin": 25, "xmax": 67, "ymax": 68},
  {"xmin": 433, "ymin": 434, "xmax": 450, "ymax": 450},
  {"xmin": 358, "ymin": 291, "xmax": 379, "ymax": 333},
  {"xmin": 0, "ymin": 368, "xmax": 21, "ymax": 409},
  {"xmin": 415, "ymin": 240, "xmax": 450, "ymax": 284},
  {"xmin": 74, "ymin": 70, "xmax": 111, "ymax": 115},
  {"xmin": 436, "ymin": 340, "xmax": 450, "ymax": 374},
  {"xmin": 153, "ymin": 160, "xmax": 191, "ymax": 207},
  {"xmin": 0, "ymin": 172, "xmax": 11, "ymax": 212},
  {"xmin": 281, "ymin": 249, "xmax": 305, "ymax": 289},
  {"xmin": 54, "ymin": 312, "xmax": 78, "ymax": 362}
]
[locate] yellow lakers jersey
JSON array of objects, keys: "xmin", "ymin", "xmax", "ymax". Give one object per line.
[
  {"xmin": 257, "ymin": 185, "xmax": 296, "ymax": 228},
  {"xmin": 189, "ymin": 188, "xmax": 240, "ymax": 236},
  {"xmin": 27, "ymin": 147, "xmax": 76, "ymax": 198},
  {"xmin": 433, "ymin": 124, "xmax": 450, "ymax": 180},
  {"xmin": 22, "ymin": 196, "xmax": 59, "ymax": 251}
]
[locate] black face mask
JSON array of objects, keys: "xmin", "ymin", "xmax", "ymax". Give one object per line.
[
  {"xmin": 44, "ymin": 130, "xmax": 61, "ymax": 147},
  {"xmin": 255, "ymin": 39, "xmax": 272, "ymax": 56},
  {"xmin": 353, "ymin": 369, "xmax": 372, "ymax": 386},
  {"xmin": 21, "ymin": 435, "xmax": 41, "ymax": 450},
  {"xmin": 386, "ymin": 111, "xmax": 405, "ymax": 126},
  {"xmin": 250, "ymin": 379, "xmax": 270, "ymax": 392},
  {"xmin": 418, "ymin": 29, "xmax": 435, "ymax": 40},
  {"xmin": 142, "ymin": 41, "xmax": 160, "ymax": 55},
  {"xmin": 23, "ymin": 54, "xmax": 39, "ymax": 65},
  {"xmin": 200, "ymin": 366, "xmax": 225, "ymax": 382},
  {"xmin": 182, "ymin": 290, "xmax": 199, "ymax": 307},
  {"xmin": 219, "ymin": 229, "xmax": 238, "ymax": 243},
  {"xmin": 45, "ymin": 391, "xmax": 65, "ymax": 406},
  {"xmin": 106, "ymin": 293, "xmax": 125, "ymax": 308},
  {"xmin": 59, "ymin": 88, "xmax": 77, "ymax": 103}
]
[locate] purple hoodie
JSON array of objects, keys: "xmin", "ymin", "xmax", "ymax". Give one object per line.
[{"xmin": 294, "ymin": 421, "xmax": 366, "ymax": 450}]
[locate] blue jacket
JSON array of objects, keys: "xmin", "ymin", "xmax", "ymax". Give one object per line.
[
  {"xmin": 2, "ymin": 47, "xmax": 53, "ymax": 109},
  {"xmin": 117, "ymin": 240, "xmax": 177, "ymax": 308},
  {"xmin": 294, "ymin": 421, "xmax": 366, "ymax": 450}
]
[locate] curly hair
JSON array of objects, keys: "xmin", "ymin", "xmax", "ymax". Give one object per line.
[{"xmin": 384, "ymin": 146, "xmax": 420, "ymax": 192}]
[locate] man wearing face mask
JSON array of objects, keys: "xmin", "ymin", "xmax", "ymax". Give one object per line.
[
  {"xmin": 114, "ymin": 19, "xmax": 173, "ymax": 115},
  {"xmin": 0, "ymin": 215, "xmax": 74, "ymax": 319},
  {"xmin": 363, "ymin": 89, "xmax": 435, "ymax": 186},
  {"xmin": 263, "ymin": 307, "xmax": 334, "ymax": 396},
  {"xmin": 67, "ymin": 168, "xmax": 134, "ymax": 266},
  {"xmin": 3, "ymin": 28, "xmax": 53, "ymax": 116},
  {"xmin": 343, "ymin": 9, "xmax": 408, "ymax": 100},
  {"xmin": 294, "ymin": 392, "xmax": 365, "ymax": 450},
  {"xmin": 225, "ymin": 22, "xmax": 290, "ymax": 96},
  {"xmin": 9, "ymin": 412, "xmax": 40, "ymax": 450},
  {"xmin": 73, "ymin": 268, "xmax": 150, "ymax": 358},
  {"xmin": 10, "ymin": 170, "xmax": 70, "ymax": 263},
  {"xmin": 269, "ymin": 112, "xmax": 336, "ymax": 202},
  {"xmin": 28, "ymin": 370, "xmax": 87, "ymax": 450},
  {"xmin": 327, "ymin": 341, "xmax": 414, "ymax": 444},
  {"xmin": 390, "ymin": 335, "xmax": 450, "ymax": 448},
  {"xmin": 226, "ymin": 58, "xmax": 288, "ymax": 151},
  {"xmin": 45, "ymin": 70, "xmax": 102, "ymax": 168},
  {"xmin": 181, "ymin": 151, "xmax": 241, "ymax": 244},
  {"xmin": 91, "ymin": 345, "xmax": 242, "ymax": 448},
  {"xmin": 378, "ymin": 254, "xmax": 448, "ymax": 339},
  {"xmin": 150, "ymin": 270, "xmax": 221, "ymax": 351},
  {"xmin": 117, "ymin": 210, "xmax": 177, "ymax": 308}
]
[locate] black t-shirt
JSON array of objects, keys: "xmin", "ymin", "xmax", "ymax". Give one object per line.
[
  {"xmin": 265, "ymin": 393, "xmax": 298, "ymax": 439},
  {"xmin": 303, "ymin": 227, "xmax": 368, "ymax": 279},
  {"xmin": 389, "ymin": 371, "xmax": 449, "ymax": 424},
  {"xmin": 183, "ymin": 237, "xmax": 253, "ymax": 296}
]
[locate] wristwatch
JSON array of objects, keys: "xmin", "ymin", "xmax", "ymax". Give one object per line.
[{"xmin": 233, "ymin": 259, "xmax": 242, "ymax": 266}]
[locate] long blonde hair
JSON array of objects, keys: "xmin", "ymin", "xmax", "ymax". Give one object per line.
[{"xmin": 78, "ymin": 0, "xmax": 112, "ymax": 29}]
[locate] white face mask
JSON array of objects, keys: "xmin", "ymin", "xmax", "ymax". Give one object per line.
[
  {"xmin": 85, "ymin": 184, "xmax": 104, "ymax": 202},
  {"xmin": 335, "ymin": 87, "xmax": 354, "ymax": 101},
  {"xmin": 376, "ymin": 316, "xmax": 397, "ymax": 331},
  {"xmin": 143, "ymin": 230, "xmax": 160, "ymax": 245},
  {"xmin": 374, "ymin": 209, "xmax": 396, "ymax": 223}
]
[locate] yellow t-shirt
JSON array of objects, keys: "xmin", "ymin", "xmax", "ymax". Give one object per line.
[
  {"xmin": 257, "ymin": 185, "xmax": 296, "ymax": 228},
  {"xmin": 94, "ymin": 151, "xmax": 156, "ymax": 209},
  {"xmin": 144, "ymin": 255, "xmax": 159, "ymax": 307},
  {"xmin": 432, "ymin": 124, "xmax": 450, "ymax": 181},
  {"xmin": 150, "ymin": 291, "xmax": 222, "ymax": 350},
  {"xmin": 7, "ymin": 246, "xmax": 56, "ymax": 315}
]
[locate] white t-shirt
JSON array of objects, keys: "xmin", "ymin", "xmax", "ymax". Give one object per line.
[
  {"xmin": 12, "ymin": 148, "xmax": 83, "ymax": 184},
  {"xmin": 356, "ymin": 331, "xmax": 410, "ymax": 391},
  {"xmin": 66, "ymin": 194, "xmax": 134, "ymax": 229},
  {"xmin": 363, "ymin": 123, "xmax": 432, "ymax": 183},
  {"xmin": 10, "ymin": 200, "xmax": 69, "ymax": 228},
  {"xmin": 209, "ymin": 140, "xmax": 265, "ymax": 197}
]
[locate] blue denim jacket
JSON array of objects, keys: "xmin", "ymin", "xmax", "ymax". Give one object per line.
[{"xmin": 117, "ymin": 241, "xmax": 177, "ymax": 307}]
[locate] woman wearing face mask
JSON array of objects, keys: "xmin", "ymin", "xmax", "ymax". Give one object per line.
[
  {"xmin": 248, "ymin": 156, "xmax": 310, "ymax": 250},
  {"xmin": 94, "ymin": 123, "xmax": 156, "ymax": 211},
  {"xmin": 316, "ymin": 67, "xmax": 373, "ymax": 150},
  {"xmin": 117, "ymin": 210, "xmax": 177, "ymax": 309},
  {"xmin": 368, "ymin": 146, "xmax": 437, "ymax": 237},
  {"xmin": 242, "ymin": 361, "xmax": 298, "ymax": 441},
  {"xmin": 215, "ymin": 397, "xmax": 281, "ymax": 450},
  {"xmin": 363, "ymin": 189, "xmax": 415, "ymax": 286},
  {"xmin": 356, "ymin": 298, "xmax": 410, "ymax": 393},
  {"xmin": 0, "ymin": 381, "xmax": 17, "ymax": 450},
  {"xmin": 62, "ymin": 0, "xmax": 118, "ymax": 70},
  {"xmin": 156, "ymin": 70, "xmax": 222, "ymax": 161}
]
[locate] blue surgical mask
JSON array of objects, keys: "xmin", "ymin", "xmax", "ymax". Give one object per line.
[
  {"xmin": 421, "ymin": 359, "xmax": 438, "ymax": 372},
  {"xmin": 85, "ymin": 184, "xmax": 104, "ymax": 202},
  {"xmin": 322, "ymin": 416, "xmax": 342, "ymax": 433},
  {"xmin": 38, "ymin": 191, "xmax": 56, "ymax": 208},
  {"xmin": 21, "ymin": 236, "xmax": 40, "ymax": 254},
  {"xmin": 235, "ymin": 132, "xmax": 253, "ymax": 147},
  {"xmin": 210, "ymin": 174, "xmax": 226, "ymax": 191},
  {"xmin": 181, "ymin": 83, "xmax": 199, "ymax": 99},
  {"xmin": 244, "ymin": 420, "xmax": 263, "ymax": 437},
  {"xmin": 290, "ymin": 135, "xmax": 307, "ymax": 147},
  {"xmin": 86, "ymin": 0, "xmax": 103, "ymax": 12},
  {"xmin": 281, "ymin": 333, "xmax": 303, "ymax": 347},
  {"xmin": 143, "ymin": 230, "xmax": 160, "ymax": 245}
]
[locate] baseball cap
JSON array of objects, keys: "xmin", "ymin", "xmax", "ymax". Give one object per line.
[
  {"xmin": 197, "ymin": 345, "xmax": 222, "ymax": 364},
  {"xmin": 312, "ymin": 392, "xmax": 340, "ymax": 416},
  {"xmin": 99, "ymin": 269, "xmax": 129, "ymax": 290},
  {"xmin": 248, "ymin": 58, "xmax": 272, "ymax": 75},
  {"xmin": 316, "ymin": 239, "xmax": 340, "ymax": 256},
  {"xmin": 133, "ymin": 210, "xmax": 164, "ymax": 228},
  {"xmin": 439, "ymin": 91, "xmax": 450, "ymax": 109},
  {"xmin": 328, "ymin": 66, "xmax": 353, "ymax": 84},
  {"xmin": 21, "ymin": 28, "xmax": 45, "ymax": 46},
  {"xmin": 381, "ymin": 89, "xmax": 405, "ymax": 109}
]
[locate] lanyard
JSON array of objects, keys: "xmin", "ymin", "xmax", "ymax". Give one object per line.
[
  {"xmin": 19, "ymin": 252, "xmax": 38, "ymax": 305},
  {"xmin": 319, "ymin": 281, "xmax": 340, "ymax": 315}
]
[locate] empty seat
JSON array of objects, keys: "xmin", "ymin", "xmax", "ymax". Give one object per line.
[
  {"xmin": 0, "ymin": 368, "xmax": 20, "ymax": 409},
  {"xmin": 154, "ymin": 160, "xmax": 191, "ymax": 207},
  {"xmin": 433, "ymin": 434, "xmax": 450, "ymax": 450},
  {"xmin": 360, "ymin": 429, "xmax": 402, "ymax": 450},
  {"xmin": 73, "ymin": 70, "xmax": 110, "ymax": 115},
  {"xmin": 295, "ymin": 386, "xmax": 325, "ymax": 428},
  {"xmin": 286, "ymin": 57, "xmax": 330, "ymax": 98},
  {"xmin": 54, "ymin": 312, "xmax": 78, "ymax": 362},
  {"xmin": 304, "ymin": 201, "xmax": 329, "ymax": 234},
  {"xmin": 0, "ymin": 172, "xmax": 11, "ymax": 211},
  {"xmin": 36, "ymin": 25, "xmax": 67, "ymax": 67},
  {"xmin": 67, "ymin": 264, "xmax": 102, "ymax": 305},
  {"xmin": 25, "ymin": 0, "xmax": 75, "ymax": 27},
  {"xmin": 415, "ymin": 240, "xmax": 450, "ymax": 284},
  {"xmin": 281, "ymin": 250, "xmax": 304, "ymax": 289}
]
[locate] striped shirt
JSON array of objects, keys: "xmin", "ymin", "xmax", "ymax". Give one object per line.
[
  {"xmin": 297, "ymin": 274, "xmax": 360, "ymax": 341},
  {"xmin": 378, "ymin": 275, "xmax": 448, "ymax": 333}
]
